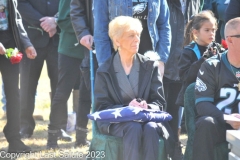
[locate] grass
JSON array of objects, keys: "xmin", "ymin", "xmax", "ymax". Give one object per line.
[{"xmin": 0, "ymin": 62, "xmax": 187, "ymax": 159}]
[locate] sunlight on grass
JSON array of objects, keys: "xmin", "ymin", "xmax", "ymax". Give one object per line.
[{"xmin": 0, "ymin": 107, "xmax": 92, "ymax": 160}]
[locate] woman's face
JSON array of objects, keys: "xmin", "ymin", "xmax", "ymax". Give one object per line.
[{"xmin": 117, "ymin": 29, "xmax": 140, "ymax": 55}]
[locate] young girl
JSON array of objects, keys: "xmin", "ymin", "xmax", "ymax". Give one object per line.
[{"xmin": 176, "ymin": 10, "xmax": 224, "ymax": 116}]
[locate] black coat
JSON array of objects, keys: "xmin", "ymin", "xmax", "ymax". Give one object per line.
[
  {"xmin": 165, "ymin": 0, "xmax": 184, "ymax": 81},
  {"xmin": 184, "ymin": 0, "xmax": 204, "ymax": 24},
  {"xmin": 17, "ymin": 0, "xmax": 59, "ymax": 48},
  {"xmin": 70, "ymin": 0, "xmax": 97, "ymax": 90},
  {"xmin": 70, "ymin": 0, "xmax": 93, "ymax": 42},
  {"xmin": 7, "ymin": 0, "xmax": 33, "ymax": 51},
  {"xmin": 225, "ymin": 0, "xmax": 240, "ymax": 23}
]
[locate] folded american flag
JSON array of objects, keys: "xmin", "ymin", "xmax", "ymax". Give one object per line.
[{"xmin": 88, "ymin": 106, "xmax": 172, "ymax": 123}]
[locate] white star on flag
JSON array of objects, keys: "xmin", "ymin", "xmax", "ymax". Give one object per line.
[
  {"xmin": 112, "ymin": 109, "xmax": 122, "ymax": 119},
  {"xmin": 132, "ymin": 107, "xmax": 142, "ymax": 114},
  {"xmin": 92, "ymin": 112, "xmax": 101, "ymax": 120},
  {"xmin": 148, "ymin": 112, "xmax": 155, "ymax": 120},
  {"xmin": 162, "ymin": 114, "xmax": 169, "ymax": 119}
]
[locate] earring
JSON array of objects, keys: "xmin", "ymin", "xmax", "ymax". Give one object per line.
[{"xmin": 117, "ymin": 46, "xmax": 121, "ymax": 51}]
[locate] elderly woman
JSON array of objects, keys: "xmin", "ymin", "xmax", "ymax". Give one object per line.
[{"xmin": 94, "ymin": 16, "xmax": 173, "ymax": 160}]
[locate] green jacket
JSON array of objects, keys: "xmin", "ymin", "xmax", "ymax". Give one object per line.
[{"xmin": 57, "ymin": 0, "xmax": 84, "ymax": 59}]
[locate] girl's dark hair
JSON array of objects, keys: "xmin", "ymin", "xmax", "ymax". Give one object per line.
[{"xmin": 184, "ymin": 10, "xmax": 217, "ymax": 46}]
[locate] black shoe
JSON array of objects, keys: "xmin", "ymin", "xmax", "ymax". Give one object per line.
[
  {"xmin": 58, "ymin": 129, "xmax": 72, "ymax": 142},
  {"xmin": 47, "ymin": 129, "xmax": 62, "ymax": 150},
  {"xmin": 8, "ymin": 139, "xmax": 31, "ymax": 153},
  {"xmin": 75, "ymin": 127, "xmax": 90, "ymax": 148}
]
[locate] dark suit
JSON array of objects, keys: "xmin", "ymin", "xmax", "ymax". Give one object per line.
[{"xmin": 17, "ymin": 0, "xmax": 59, "ymax": 135}]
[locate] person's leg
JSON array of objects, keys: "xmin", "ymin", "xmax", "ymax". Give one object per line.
[
  {"xmin": 193, "ymin": 116, "xmax": 227, "ymax": 160},
  {"xmin": 47, "ymin": 54, "xmax": 81, "ymax": 149},
  {"xmin": 0, "ymin": 55, "xmax": 30, "ymax": 152},
  {"xmin": 163, "ymin": 77, "xmax": 183, "ymax": 160},
  {"xmin": 19, "ymin": 47, "xmax": 46, "ymax": 137},
  {"xmin": 72, "ymin": 77, "xmax": 80, "ymax": 113},
  {"xmin": 178, "ymin": 106, "xmax": 184, "ymax": 137},
  {"xmin": 109, "ymin": 122, "xmax": 142, "ymax": 160},
  {"xmin": 142, "ymin": 122, "xmax": 163, "ymax": 160},
  {"xmin": 163, "ymin": 77, "xmax": 182, "ymax": 141},
  {"xmin": 75, "ymin": 70, "xmax": 91, "ymax": 147},
  {"xmin": 45, "ymin": 40, "xmax": 58, "ymax": 101}
]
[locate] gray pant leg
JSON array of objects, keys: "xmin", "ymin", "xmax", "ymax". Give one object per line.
[
  {"xmin": 110, "ymin": 122, "xmax": 142, "ymax": 160},
  {"xmin": 142, "ymin": 122, "xmax": 162, "ymax": 160}
]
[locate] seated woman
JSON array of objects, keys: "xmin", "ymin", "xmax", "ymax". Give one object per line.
[{"xmin": 94, "ymin": 16, "xmax": 174, "ymax": 160}]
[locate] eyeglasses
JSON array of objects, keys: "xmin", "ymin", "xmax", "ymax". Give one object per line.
[{"xmin": 227, "ymin": 35, "xmax": 240, "ymax": 38}]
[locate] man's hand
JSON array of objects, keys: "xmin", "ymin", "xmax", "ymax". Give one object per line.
[
  {"xmin": 226, "ymin": 113, "xmax": 240, "ymax": 130},
  {"xmin": 80, "ymin": 35, "xmax": 94, "ymax": 50},
  {"xmin": 129, "ymin": 99, "xmax": 148, "ymax": 109},
  {"xmin": 0, "ymin": 43, "xmax": 6, "ymax": 55},
  {"xmin": 158, "ymin": 61, "xmax": 165, "ymax": 80},
  {"xmin": 25, "ymin": 46, "xmax": 37, "ymax": 59},
  {"xmin": 40, "ymin": 17, "xmax": 57, "ymax": 37}
]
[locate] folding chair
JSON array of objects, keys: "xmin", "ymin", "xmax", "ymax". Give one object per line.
[
  {"xmin": 87, "ymin": 50, "xmax": 167, "ymax": 160},
  {"xmin": 183, "ymin": 83, "xmax": 229, "ymax": 160}
]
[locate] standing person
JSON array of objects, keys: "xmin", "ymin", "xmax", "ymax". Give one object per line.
[
  {"xmin": 17, "ymin": 0, "xmax": 62, "ymax": 139},
  {"xmin": 225, "ymin": 0, "xmax": 240, "ymax": 23},
  {"xmin": 93, "ymin": 0, "xmax": 171, "ymax": 78},
  {"xmin": 47, "ymin": 0, "xmax": 92, "ymax": 149},
  {"xmin": 71, "ymin": 0, "xmax": 96, "ymax": 148},
  {"xmin": 0, "ymin": 0, "xmax": 37, "ymax": 152},
  {"xmin": 193, "ymin": 17, "xmax": 240, "ymax": 160},
  {"xmin": 164, "ymin": 0, "xmax": 184, "ymax": 151}
]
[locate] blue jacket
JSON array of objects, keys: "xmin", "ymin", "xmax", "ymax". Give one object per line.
[{"xmin": 93, "ymin": 0, "xmax": 171, "ymax": 65}]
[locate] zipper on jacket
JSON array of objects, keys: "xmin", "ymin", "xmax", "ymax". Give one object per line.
[{"xmin": 28, "ymin": 26, "xmax": 44, "ymax": 35}]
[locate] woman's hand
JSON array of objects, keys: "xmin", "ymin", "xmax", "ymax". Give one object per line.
[{"xmin": 129, "ymin": 98, "xmax": 148, "ymax": 109}]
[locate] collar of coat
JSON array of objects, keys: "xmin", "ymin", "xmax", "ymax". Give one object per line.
[{"xmin": 97, "ymin": 52, "xmax": 157, "ymax": 73}]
